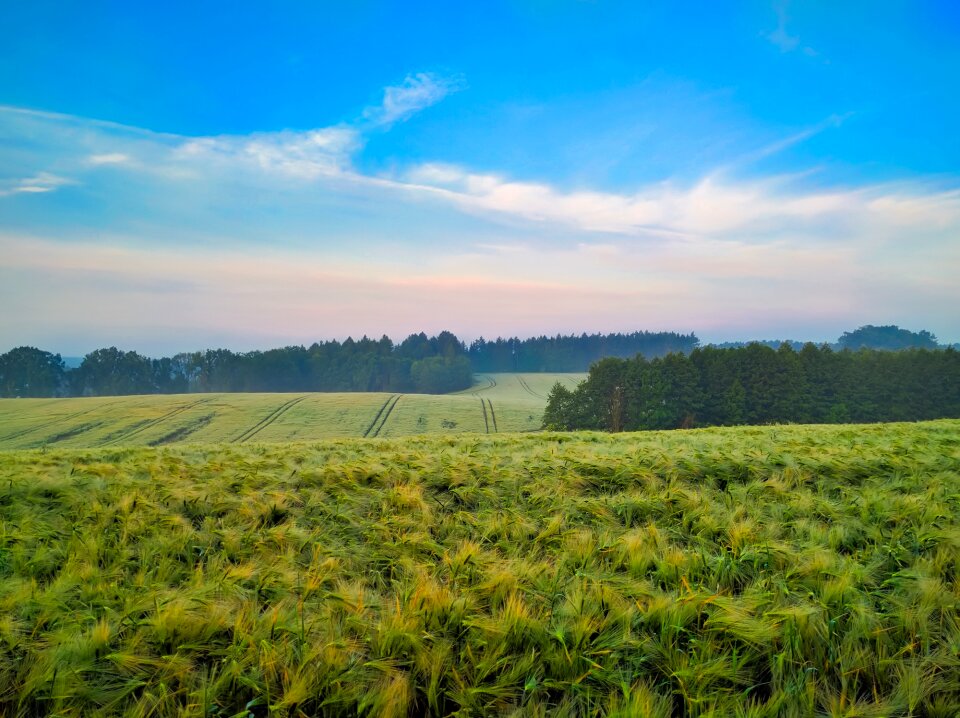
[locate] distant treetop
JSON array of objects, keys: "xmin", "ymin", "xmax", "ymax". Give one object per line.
[
  {"xmin": 837, "ymin": 325, "xmax": 939, "ymax": 351},
  {"xmin": 709, "ymin": 325, "xmax": 945, "ymax": 353}
]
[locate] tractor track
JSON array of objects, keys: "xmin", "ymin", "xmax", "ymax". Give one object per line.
[
  {"xmin": 480, "ymin": 398, "xmax": 490, "ymax": 433},
  {"xmin": 233, "ymin": 395, "xmax": 307, "ymax": 444},
  {"xmin": 148, "ymin": 413, "xmax": 216, "ymax": 446},
  {"xmin": 486, "ymin": 399, "xmax": 498, "ymax": 432},
  {"xmin": 369, "ymin": 395, "xmax": 401, "ymax": 438},
  {"xmin": 516, "ymin": 375, "xmax": 546, "ymax": 400},
  {"xmin": 101, "ymin": 397, "xmax": 213, "ymax": 447},
  {"xmin": 43, "ymin": 421, "xmax": 107, "ymax": 446},
  {"xmin": 0, "ymin": 402, "xmax": 118, "ymax": 445},
  {"xmin": 464, "ymin": 374, "xmax": 496, "ymax": 398},
  {"xmin": 363, "ymin": 395, "xmax": 398, "ymax": 438}
]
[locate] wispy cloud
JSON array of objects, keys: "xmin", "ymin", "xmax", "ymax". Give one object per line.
[
  {"xmin": 175, "ymin": 127, "xmax": 360, "ymax": 180},
  {"xmin": 0, "ymin": 172, "xmax": 74, "ymax": 197},
  {"xmin": 764, "ymin": 1, "xmax": 818, "ymax": 57},
  {"xmin": 400, "ymin": 162, "xmax": 960, "ymax": 240},
  {"xmin": 728, "ymin": 113, "xmax": 850, "ymax": 168},
  {"xmin": 131, "ymin": 72, "xmax": 461, "ymax": 180},
  {"xmin": 766, "ymin": 12, "xmax": 799, "ymax": 52},
  {"xmin": 2, "ymin": 98, "xmax": 958, "ymax": 246},
  {"xmin": 363, "ymin": 72, "xmax": 465, "ymax": 127}
]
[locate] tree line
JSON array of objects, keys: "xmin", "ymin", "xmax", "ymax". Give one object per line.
[
  {"xmin": 467, "ymin": 331, "xmax": 699, "ymax": 372},
  {"xmin": 543, "ymin": 343, "xmax": 960, "ymax": 431},
  {"xmin": 712, "ymin": 324, "xmax": 942, "ymax": 352},
  {"xmin": 0, "ymin": 332, "xmax": 473, "ymax": 397},
  {"xmin": 0, "ymin": 330, "xmax": 698, "ymax": 398},
  {"xmin": 468, "ymin": 325, "xmax": 945, "ymax": 371},
  {"xmin": 1, "ymin": 325, "xmax": 952, "ymax": 400}
]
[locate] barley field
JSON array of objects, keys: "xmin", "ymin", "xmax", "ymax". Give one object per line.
[
  {"xmin": 1, "ymin": 420, "xmax": 959, "ymax": 716},
  {"xmin": 0, "ymin": 374, "xmax": 585, "ymax": 450}
]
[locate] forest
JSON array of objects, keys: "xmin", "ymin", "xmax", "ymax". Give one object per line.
[
  {"xmin": 0, "ymin": 332, "xmax": 472, "ymax": 397},
  {"xmin": 0, "ymin": 330, "xmax": 695, "ymax": 398},
  {"xmin": 544, "ymin": 342, "xmax": 960, "ymax": 431}
]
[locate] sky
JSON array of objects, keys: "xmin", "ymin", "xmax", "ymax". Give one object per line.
[{"xmin": 1, "ymin": 0, "xmax": 958, "ymax": 355}]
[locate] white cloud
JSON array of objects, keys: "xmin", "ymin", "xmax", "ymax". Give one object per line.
[
  {"xmin": 363, "ymin": 72, "xmax": 464, "ymax": 127},
  {"xmin": 87, "ymin": 152, "xmax": 131, "ymax": 165},
  {"xmin": 0, "ymin": 172, "xmax": 74, "ymax": 197}
]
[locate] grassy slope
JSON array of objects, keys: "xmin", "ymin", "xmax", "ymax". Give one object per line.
[
  {"xmin": 0, "ymin": 374, "xmax": 586, "ymax": 450},
  {"xmin": 1, "ymin": 420, "xmax": 959, "ymax": 716}
]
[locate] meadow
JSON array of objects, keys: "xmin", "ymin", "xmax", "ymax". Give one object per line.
[
  {"xmin": 1, "ymin": 420, "xmax": 958, "ymax": 716},
  {"xmin": 0, "ymin": 373, "xmax": 585, "ymax": 450}
]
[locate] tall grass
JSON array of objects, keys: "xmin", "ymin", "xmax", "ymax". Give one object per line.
[{"xmin": 0, "ymin": 420, "xmax": 958, "ymax": 716}]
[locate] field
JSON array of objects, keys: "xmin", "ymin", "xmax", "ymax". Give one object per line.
[
  {"xmin": 0, "ymin": 374, "xmax": 585, "ymax": 450},
  {"xmin": 1, "ymin": 420, "xmax": 959, "ymax": 716}
]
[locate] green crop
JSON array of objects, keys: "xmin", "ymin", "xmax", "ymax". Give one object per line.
[
  {"xmin": 0, "ymin": 420, "xmax": 958, "ymax": 716},
  {"xmin": 0, "ymin": 374, "xmax": 585, "ymax": 450}
]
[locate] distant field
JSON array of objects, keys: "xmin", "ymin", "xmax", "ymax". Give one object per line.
[
  {"xmin": 1, "ymin": 420, "xmax": 958, "ymax": 716},
  {"xmin": 0, "ymin": 373, "xmax": 585, "ymax": 449},
  {"xmin": 453, "ymin": 372, "xmax": 583, "ymax": 402}
]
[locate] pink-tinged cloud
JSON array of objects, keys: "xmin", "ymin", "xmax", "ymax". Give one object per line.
[{"xmin": 3, "ymin": 231, "xmax": 957, "ymax": 354}]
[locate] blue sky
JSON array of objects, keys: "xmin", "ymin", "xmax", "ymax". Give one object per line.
[{"xmin": 1, "ymin": 1, "xmax": 959, "ymax": 354}]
